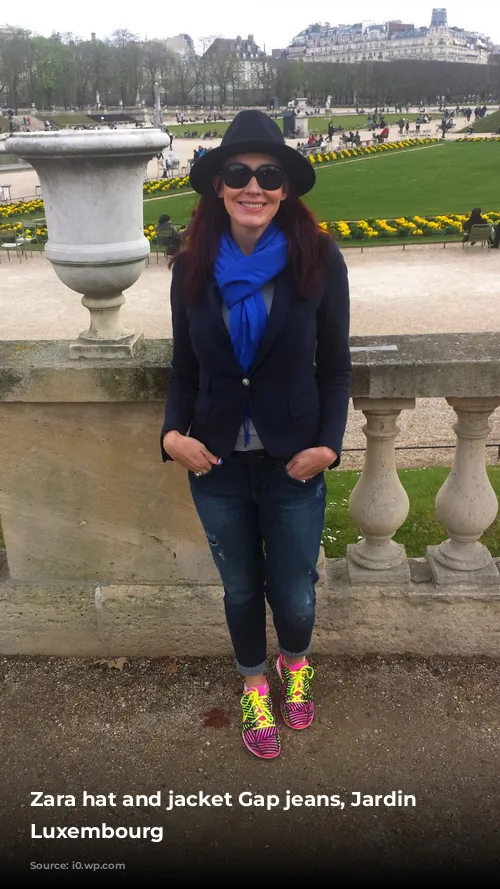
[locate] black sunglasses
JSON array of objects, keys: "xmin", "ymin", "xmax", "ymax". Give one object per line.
[{"xmin": 220, "ymin": 163, "xmax": 286, "ymax": 191}]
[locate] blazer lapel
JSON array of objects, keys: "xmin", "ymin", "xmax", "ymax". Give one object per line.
[
  {"xmin": 249, "ymin": 269, "xmax": 293, "ymax": 372},
  {"xmin": 206, "ymin": 277, "xmax": 230, "ymax": 339},
  {"xmin": 206, "ymin": 278, "xmax": 245, "ymax": 372}
]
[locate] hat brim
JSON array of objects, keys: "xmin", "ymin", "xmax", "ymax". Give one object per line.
[{"xmin": 189, "ymin": 140, "xmax": 316, "ymax": 197}]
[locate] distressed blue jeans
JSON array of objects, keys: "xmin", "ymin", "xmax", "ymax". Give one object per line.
[{"xmin": 188, "ymin": 450, "xmax": 327, "ymax": 676}]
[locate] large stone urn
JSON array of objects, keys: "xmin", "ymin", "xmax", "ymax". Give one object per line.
[{"xmin": 5, "ymin": 129, "xmax": 169, "ymax": 358}]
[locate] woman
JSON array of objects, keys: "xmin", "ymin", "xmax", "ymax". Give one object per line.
[
  {"xmin": 462, "ymin": 207, "xmax": 493, "ymax": 245},
  {"xmin": 161, "ymin": 110, "xmax": 351, "ymax": 759}
]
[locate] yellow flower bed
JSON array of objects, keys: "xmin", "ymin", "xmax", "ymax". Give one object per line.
[
  {"xmin": 308, "ymin": 138, "xmax": 439, "ymax": 165},
  {"xmin": 143, "ymin": 176, "xmax": 191, "ymax": 196},
  {"xmin": 0, "ymin": 198, "xmax": 44, "ymax": 219},
  {"xmin": 143, "ymin": 222, "xmax": 188, "ymax": 242},
  {"xmin": 0, "ymin": 221, "xmax": 48, "ymax": 238},
  {"xmin": 319, "ymin": 211, "xmax": 499, "ymax": 242}
]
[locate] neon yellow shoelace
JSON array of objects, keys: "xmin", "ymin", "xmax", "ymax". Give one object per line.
[
  {"xmin": 286, "ymin": 665, "xmax": 315, "ymax": 702},
  {"xmin": 241, "ymin": 689, "xmax": 275, "ymax": 729}
]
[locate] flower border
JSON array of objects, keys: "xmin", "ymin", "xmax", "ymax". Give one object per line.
[{"xmin": 307, "ymin": 137, "xmax": 439, "ymax": 166}]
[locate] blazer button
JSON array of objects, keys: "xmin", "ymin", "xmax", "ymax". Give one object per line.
[{"xmin": 242, "ymin": 378, "xmax": 250, "ymax": 386}]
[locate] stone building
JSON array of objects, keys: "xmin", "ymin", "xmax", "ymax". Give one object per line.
[
  {"xmin": 164, "ymin": 34, "xmax": 196, "ymax": 58},
  {"xmin": 203, "ymin": 34, "xmax": 266, "ymax": 85},
  {"xmin": 282, "ymin": 8, "xmax": 491, "ymax": 65}
]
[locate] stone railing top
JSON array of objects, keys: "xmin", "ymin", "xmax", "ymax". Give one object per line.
[{"xmin": 1, "ymin": 333, "xmax": 500, "ymax": 403}]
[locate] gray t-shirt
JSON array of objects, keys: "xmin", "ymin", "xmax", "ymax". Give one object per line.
[{"xmin": 221, "ymin": 282, "xmax": 274, "ymax": 451}]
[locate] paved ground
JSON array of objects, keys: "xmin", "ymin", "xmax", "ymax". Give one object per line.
[
  {"xmin": 2, "ymin": 243, "xmax": 499, "ymax": 467},
  {"xmin": 1, "ymin": 654, "xmax": 500, "ymax": 880},
  {"xmin": 3, "ymin": 242, "xmax": 500, "ymax": 341}
]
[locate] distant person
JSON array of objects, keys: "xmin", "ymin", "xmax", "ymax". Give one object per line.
[{"xmin": 163, "ymin": 150, "xmax": 179, "ymax": 176}]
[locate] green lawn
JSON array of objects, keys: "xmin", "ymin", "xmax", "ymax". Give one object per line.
[
  {"xmin": 5, "ymin": 140, "xmax": 498, "ymax": 235},
  {"xmin": 168, "ymin": 112, "xmax": 422, "ymax": 137},
  {"xmin": 459, "ymin": 109, "xmax": 500, "ymax": 133},
  {"xmin": 307, "ymin": 141, "xmax": 499, "ymax": 220},
  {"xmin": 143, "ymin": 142, "xmax": 500, "ymax": 226},
  {"xmin": 323, "ymin": 466, "xmax": 500, "ymax": 559},
  {"xmin": 144, "ymin": 193, "xmax": 196, "ymax": 226},
  {"xmin": 42, "ymin": 113, "xmax": 100, "ymax": 127}
]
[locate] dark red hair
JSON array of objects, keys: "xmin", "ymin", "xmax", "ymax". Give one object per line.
[{"xmin": 171, "ymin": 184, "xmax": 332, "ymax": 304}]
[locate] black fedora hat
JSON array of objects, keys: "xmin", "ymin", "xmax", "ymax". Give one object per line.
[{"xmin": 189, "ymin": 109, "xmax": 315, "ymax": 196}]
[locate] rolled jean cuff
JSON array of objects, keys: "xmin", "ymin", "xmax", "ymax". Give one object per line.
[
  {"xmin": 236, "ymin": 658, "xmax": 267, "ymax": 677},
  {"xmin": 279, "ymin": 644, "xmax": 311, "ymax": 659}
]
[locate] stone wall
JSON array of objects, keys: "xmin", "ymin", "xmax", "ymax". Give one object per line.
[{"xmin": 1, "ymin": 334, "xmax": 500, "ymax": 656}]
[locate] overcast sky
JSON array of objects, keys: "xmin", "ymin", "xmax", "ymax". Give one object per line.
[{"xmin": 4, "ymin": 2, "xmax": 500, "ymax": 51}]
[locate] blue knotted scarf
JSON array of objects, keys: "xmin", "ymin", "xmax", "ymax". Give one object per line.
[{"xmin": 214, "ymin": 222, "xmax": 288, "ymax": 445}]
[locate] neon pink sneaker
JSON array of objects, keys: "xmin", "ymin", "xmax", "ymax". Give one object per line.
[
  {"xmin": 276, "ymin": 655, "xmax": 315, "ymax": 730},
  {"xmin": 240, "ymin": 685, "xmax": 281, "ymax": 759}
]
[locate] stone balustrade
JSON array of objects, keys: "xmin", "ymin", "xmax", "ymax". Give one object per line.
[{"xmin": 0, "ymin": 332, "xmax": 499, "ymax": 656}]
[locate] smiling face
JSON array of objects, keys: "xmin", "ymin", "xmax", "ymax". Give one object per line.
[{"xmin": 215, "ymin": 152, "xmax": 288, "ymax": 249}]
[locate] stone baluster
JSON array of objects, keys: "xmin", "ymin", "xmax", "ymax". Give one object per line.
[
  {"xmin": 347, "ymin": 398, "xmax": 416, "ymax": 583},
  {"xmin": 427, "ymin": 397, "xmax": 500, "ymax": 584}
]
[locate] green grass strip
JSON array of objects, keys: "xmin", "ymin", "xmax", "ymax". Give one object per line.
[{"xmin": 323, "ymin": 466, "xmax": 500, "ymax": 559}]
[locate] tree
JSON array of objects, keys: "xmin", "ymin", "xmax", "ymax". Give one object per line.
[
  {"xmin": 91, "ymin": 38, "xmax": 114, "ymax": 106},
  {"xmin": 170, "ymin": 54, "xmax": 197, "ymax": 106},
  {"xmin": 111, "ymin": 29, "xmax": 143, "ymax": 105},
  {"xmin": 56, "ymin": 36, "xmax": 78, "ymax": 108},
  {"xmin": 143, "ymin": 39, "xmax": 170, "ymax": 103},
  {"xmin": 275, "ymin": 59, "xmax": 303, "ymax": 104},
  {"xmin": 205, "ymin": 42, "xmax": 242, "ymax": 108},
  {"xmin": 0, "ymin": 28, "xmax": 31, "ymax": 111},
  {"xmin": 31, "ymin": 36, "xmax": 64, "ymax": 106},
  {"xmin": 72, "ymin": 40, "xmax": 93, "ymax": 108},
  {"xmin": 252, "ymin": 57, "xmax": 278, "ymax": 106},
  {"xmin": 0, "ymin": 26, "xmax": 498, "ymax": 114}
]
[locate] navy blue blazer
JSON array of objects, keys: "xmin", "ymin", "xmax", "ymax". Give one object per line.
[{"xmin": 161, "ymin": 241, "xmax": 351, "ymax": 468}]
